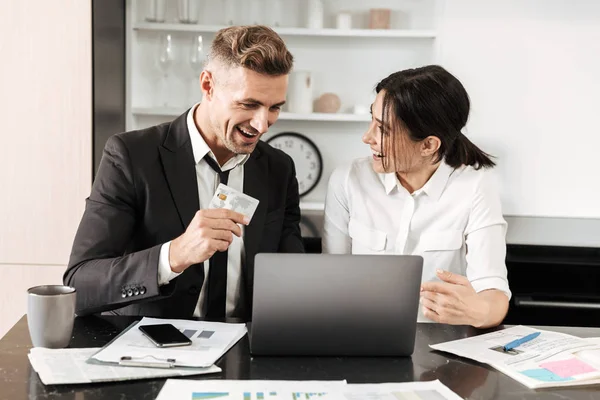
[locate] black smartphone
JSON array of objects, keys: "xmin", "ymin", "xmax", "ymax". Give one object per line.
[{"xmin": 138, "ymin": 324, "xmax": 192, "ymax": 348}]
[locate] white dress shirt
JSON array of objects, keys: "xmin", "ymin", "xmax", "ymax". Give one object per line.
[
  {"xmin": 323, "ymin": 157, "xmax": 511, "ymax": 322},
  {"xmin": 157, "ymin": 103, "xmax": 249, "ymax": 317}
]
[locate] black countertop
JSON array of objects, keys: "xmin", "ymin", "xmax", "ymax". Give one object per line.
[{"xmin": 2, "ymin": 315, "xmax": 600, "ymax": 399}]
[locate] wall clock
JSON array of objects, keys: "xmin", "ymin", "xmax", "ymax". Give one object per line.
[{"xmin": 266, "ymin": 132, "xmax": 323, "ymax": 197}]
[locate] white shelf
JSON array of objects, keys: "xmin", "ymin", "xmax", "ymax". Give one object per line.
[
  {"xmin": 300, "ymin": 201, "xmax": 325, "ymax": 211},
  {"xmin": 132, "ymin": 108, "xmax": 370, "ymax": 122},
  {"xmin": 132, "ymin": 107, "xmax": 182, "ymax": 116},
  {"xmin": 280, "ymin": 112, "xmax": 369, "ymax": 122},
  {"xmin": 133, "ymin": 22, "xmax": 437, "ymax": 39}
]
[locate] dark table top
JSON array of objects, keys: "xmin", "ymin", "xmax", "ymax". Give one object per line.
[{"xmin": 2, "ymin": 315, "xmax": 600, "ymax": 400}]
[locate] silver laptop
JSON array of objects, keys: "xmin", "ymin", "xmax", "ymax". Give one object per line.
[{"xmin": 249, "ymin": 253, "xmax": 423, "ymax": 356}]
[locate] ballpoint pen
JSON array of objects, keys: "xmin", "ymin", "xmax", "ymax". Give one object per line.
[
  {"xmin": 503, "ymin": 332, "xmax": 541, "ymax": 352},
  {"xmin": 119, "ymin": 356, "xmax": 176, "ymax": 369}
]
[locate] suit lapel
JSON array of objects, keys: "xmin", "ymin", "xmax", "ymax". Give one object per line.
[
  {"xmin": 159, "ymin": 111, "xmax": 199, "ymax": 229},
  {"xmin": 244, "ymin": 148, "xmax": 269, "ymax": 265},
  {"xmin": 243, "ymin": 147, "xmax": 268, "ymax": 283}
]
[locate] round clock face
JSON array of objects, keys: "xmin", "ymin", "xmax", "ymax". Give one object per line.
[{"xmin": 266, "ymin": 132, "xmax": 323, "ymax": 197}]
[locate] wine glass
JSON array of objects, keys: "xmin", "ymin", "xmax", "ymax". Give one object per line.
[
  {"xmin": 188, "ymin": 35, "xmax": 205, "ymax": 104},
  {"xmin": 146, "ymin": 0, "xmax": 167, "ymax": 23},
  {"xmin": 156, "ymin": 34, "xmax": 175, "ymax": 107}
]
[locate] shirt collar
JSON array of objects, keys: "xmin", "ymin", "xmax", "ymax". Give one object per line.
[
  {"xmin": 379, "ymin": 159, "xmax": 455, "ymax": 201},
  {"xmin": 381, "ymin": 172, "xmax": 397, "ymax": 195},
  {"xmin": 186, "ymin": 103, "xmax": 250, "ymax": 170},
  {"xmin": 420, "ymin": 160, "xmax": 454, "ymax": 201}
]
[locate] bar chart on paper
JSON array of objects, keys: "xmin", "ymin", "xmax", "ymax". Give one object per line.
[
  {"xmin": 158, "ymin": 380, "xmax": 462, "ymax": 400},
  {"xmin": 156, "ymin": 379, "xmax": 346, "ymax": 400},
  {"xmin": 191, "ymin": 393, "xmax": 328, "ymax": 400},
  {"xmin": 190, "ymin": 391, "xmax": 451, "ymax": 400}
]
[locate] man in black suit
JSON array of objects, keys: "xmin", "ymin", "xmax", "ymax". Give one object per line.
[{"xmin": 64, "ymin": 26, "xmax": 304, "ymax": 321}]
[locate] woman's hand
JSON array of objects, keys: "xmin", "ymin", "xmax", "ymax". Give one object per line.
[{"xmin": 420, "ymin": 269, "xmax": 507, "ymax": 328}]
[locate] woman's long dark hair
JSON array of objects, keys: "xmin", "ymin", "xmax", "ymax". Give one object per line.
[{"xmin": 376, "ymin": 65, "xmax": 495, "ymax": 170}]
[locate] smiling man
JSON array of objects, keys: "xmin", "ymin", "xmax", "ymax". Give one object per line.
[{"xmin": 65, "ymin": 26, "xmax": 304, "ymax": 320}]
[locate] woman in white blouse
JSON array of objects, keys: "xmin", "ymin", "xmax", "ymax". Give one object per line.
[{"xmin": 323, "ymin": 65, "xmax": 510, "ymax": 328}]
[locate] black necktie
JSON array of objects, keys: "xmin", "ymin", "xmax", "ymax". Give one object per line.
[{"xmin": 203, "ymin": 155, "xmax": 230, "ymax": 318}]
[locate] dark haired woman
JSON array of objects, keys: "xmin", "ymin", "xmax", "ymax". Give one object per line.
[{"xmin": 323, "ymin": 65, "xmax": 510, "ymax": 328}]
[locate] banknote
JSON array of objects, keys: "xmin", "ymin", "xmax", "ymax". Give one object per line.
[{"xmin": 208, "ymin": 183, "xmax": 260, "ymax": 221}]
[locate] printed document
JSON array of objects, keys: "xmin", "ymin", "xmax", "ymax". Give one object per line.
[
  {"xmin": 28, "ymin": 347, "xmax": 220, "ymax": 385},
  {"xmin": 155, "ymin": 379, "xmax": 462, "ymax": 400},
  {"xmin": 156, "ymin": 380, "xmax": 347, "ymax": 400},
  {"xmin": 332, "ymin": 381, "xmax": 463, "ymax": 400},
  {"xmin": 91, "ymin": 317, "xmax": 247, "ymax": 368},
  {"xmin": 430, "ymin": 325, "xmax": 600, "ymax": 389}
]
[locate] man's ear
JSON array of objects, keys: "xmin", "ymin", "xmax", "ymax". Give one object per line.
[
  {"xmin": 200, "ymin": 70, "xmax": 214, "ymax": 100},
  {"xmin": 421, "ymin": 136, "xmax": 441, "ymax": 157}
]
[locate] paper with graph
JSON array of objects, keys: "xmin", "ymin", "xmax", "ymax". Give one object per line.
[
  {"xmin": 155, "ymin": 379, "xmax": 462, "ymax": 400},
  {"xmin": 155, "ymin": 380, "xmax": 346, "ymax": 400},
  {"xmin": 91, "ymin": 317, "xmax": 247, "ymax": 368},
  {"xmin": 430, "ymin": 325, "xmax": 600, "ymax": 388}
]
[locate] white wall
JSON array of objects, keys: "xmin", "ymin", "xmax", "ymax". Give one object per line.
[
  {"xmin": 438, "ymin": 0, "xmax": 600, "ymax": 219},
  {"xmin": 0, "ymin": 0, "xmax": 92, "ymax": 338}
]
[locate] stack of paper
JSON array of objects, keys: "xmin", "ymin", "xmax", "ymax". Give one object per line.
[
  {"xmin": 430, "ymin": 325, "xmax": 600, "ymax": 389},
  {"xmin": 28, "ymin": 348, "xmax": 220, "ymax": 385},
  {"xmin": 91, "ymin": 317, "xmax": 247, "ymax": 368},
  {"xmin": 29, "ymin": 317, "xmax": 246, "ymax": 385},
  {"xmin": 155, "ymin": 379, "xmax": 463, "ymax": 400}
]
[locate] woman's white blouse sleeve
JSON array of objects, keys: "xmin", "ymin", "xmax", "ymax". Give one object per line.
[{"xmin": 464, "ymin": 171, "xmax": 511, "ymax": 299}]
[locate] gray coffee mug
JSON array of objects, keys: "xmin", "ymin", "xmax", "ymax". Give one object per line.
[{"xmin": 27, "ymin": 285, "xmax": 76, "ymax": 348}]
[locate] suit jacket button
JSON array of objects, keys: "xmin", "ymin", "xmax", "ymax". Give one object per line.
[
  {"xmin": 126, "ymin": 289, "xmax": 133, "ymax": 297},
  {"xmin": 121, "ymin": 290, "xmax": 127, "ymax": 298},
  {"xmin": 140, "ymin": 286, "xmax": 146, "ymax": 295},
  {"xmin": 188, "ymin": 286, "xmax": 199, "ymax": 295},
  {"xmin": 133, "ymin": 288, "xmax": 140, "ymax": 296}
]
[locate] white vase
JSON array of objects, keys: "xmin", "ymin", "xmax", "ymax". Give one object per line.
[
  {"xmin": 287, "ymin": 71, "xmax": 313, "ymax": 114},
  {"xmin": 336, "ymin": 12, "xmax": 352, "ymax": 30},
  {"xmin": 177, "ymin": 0, "xmax": 202, "ymax": 24},
  {"xmin": 306, "ymin": 0, "xmax": 324, "ymax": 29},
  {"xmin": 146, "ymin": 0, "xmax": 167, "ymax": 22}
]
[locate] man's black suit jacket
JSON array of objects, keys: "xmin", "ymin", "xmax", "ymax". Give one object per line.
[{"xmin": 64, "ymin": 111, "xmax": 305, "ymax": 320}]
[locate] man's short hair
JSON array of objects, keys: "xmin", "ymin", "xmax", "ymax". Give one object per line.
[{"xmin": 209, "ymin": 25, "xmax": 294, "ymax": 76}]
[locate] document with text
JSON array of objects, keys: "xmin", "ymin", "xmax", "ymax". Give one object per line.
[
  {"xmin": 332, "ymin": 381, "xmax": 463, "ymax": 400},
  {"xmin": 91, "ymin": 317, "xmax": 247, "ymax": 368},
  {"xmin": 156, "ymin": 379, "xmax": 347, "ymax": 400},
  {"xmin": 28, "ymin": 347, "xmax": 220, "ymax": 385},
  {"xmin": 430, "ymin": 325, "xmax": 600, "ymax": 389},
  {"xmin": 155, "ymin": 379, "xmax": 462, "ymax": 400}
]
